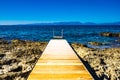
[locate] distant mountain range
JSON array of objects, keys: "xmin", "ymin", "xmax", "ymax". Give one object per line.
[
  {"xmin": 100, "ymin": 22, "xmax": 120, "ymax": 25},
  {"xmin": 0, "ymin": 21, "xmax": 120, "ymax": 25},
  {"xmin": 30, "ymin": 21, "xmax": 120, "ymax": 25}
]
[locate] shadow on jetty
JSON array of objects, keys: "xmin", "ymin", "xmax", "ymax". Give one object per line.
[{"xmin": 71, "ymin": 45, "xmax": 100, "ymax": 80}]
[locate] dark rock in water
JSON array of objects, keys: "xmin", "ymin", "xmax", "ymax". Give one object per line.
[
  {"xmin": 88, "ymin": 42, "xmax": 103, "ymax": 46},
  {"xmin": 100, "ymin": 32, "xmax": 120, "ymax": 37}
]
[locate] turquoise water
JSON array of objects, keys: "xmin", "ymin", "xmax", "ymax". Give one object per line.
[{"xmin": 0, "ymin": 25, "xmax": 120, "ymax": 48}]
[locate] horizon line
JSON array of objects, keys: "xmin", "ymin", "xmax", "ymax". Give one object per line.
[{"xmin": 0, "ymin": 20, "xmax": 120, "ymax": 25}]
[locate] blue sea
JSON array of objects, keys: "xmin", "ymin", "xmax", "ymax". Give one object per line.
[{"xmin": 0, "ymin": 25, "xmax": 120, "ymax": 48}]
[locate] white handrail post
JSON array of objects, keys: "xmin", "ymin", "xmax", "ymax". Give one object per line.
[
  {"xmin": 53, "ymin": 28, "xmax": 54, "ymax": 38},
  {"xmin": 61, "ymin": 29, "xmax": 63, "ymax": 38}
]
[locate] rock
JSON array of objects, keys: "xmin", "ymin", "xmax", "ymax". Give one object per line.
[
  {"xmin": 100, "ymin": 32, "xmax": 120, "ymax": 37},
  {"xmin": 11, "ymin": 39, "xmax": 26, "ymax": 44},
  {"xmin": 71, "ymin": 43, "xmax": 87, "ymax": 48},
  {"xmin": 0, "ymin": 40, "xmax": 47, "ymax": 80},
  {"xmin": 71, "ymin": 43, "xmax": 94, "ymax": 58},
  {"xmin": 16, "ymin": 77, "xmax": 25, "ymax": 80},
  {"xmin": 88, "ymin": 42, "xmax": 103, "ymax": 46},
  {"xmin": 71, "ymin": 43, "xmax": 120, "ymax": 80},
  {"xmin": 0, "ymin": 54, "xmax": 5, "ymax": 59},
  {"xmin": 2, "ymin": 65, "xmax": 11, "ymax": 73},
  {"xmin": 1, "ymin": 58, "xmax": 20, "ymax": 65},
  {"xmin": 0, "ymin": 39, "xmax": 8, "ymax": 44},
  {"xmin": 11, "ymin": 66, "xmax": 22, "ymax": 72},
  {"xmin": 0, "ymin": 70, "xmax": 4, "ymax": 74}
]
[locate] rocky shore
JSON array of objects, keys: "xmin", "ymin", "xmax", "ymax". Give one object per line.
[
  {"xmin": 71, "ymin": 43, "xmax": 120, "ymax": 80},
  {"xmin": 0, "ymin": 39, "xmax": 47, "ymax": 80},
  {"xmin": 0, "ymin": 39, "xmax": 120, "ymax": 80}
]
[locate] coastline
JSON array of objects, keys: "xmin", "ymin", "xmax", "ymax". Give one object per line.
[
  {"xmin": 71, "ymin": 43, "xmax": 120, "ymax": 80},
  {"xmin": 0, "ymin": 39, "xmax": 48, "ymax": 80},
  {"xmin": 0, "ymin": 39, "xmax": 120, "ymax": 80}
]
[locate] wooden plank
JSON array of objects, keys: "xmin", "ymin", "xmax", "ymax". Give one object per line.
[{"xmin": 27, "ymin": 39, "xmax": 93, "ymax": 80}]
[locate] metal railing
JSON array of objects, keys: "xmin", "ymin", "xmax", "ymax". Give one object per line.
[{"xmin": 53, "ymin": 29, "xmax": 63, "ymax": 39}]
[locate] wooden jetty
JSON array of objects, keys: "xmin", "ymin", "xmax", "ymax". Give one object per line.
[{"xmin": 27, "ymin": 39, "xmax": 93, "ymax": 80}]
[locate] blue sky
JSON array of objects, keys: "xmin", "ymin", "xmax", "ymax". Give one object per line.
[{"xmin": 0, "ymin": 0, "xmax": 120, "ymax": 24}]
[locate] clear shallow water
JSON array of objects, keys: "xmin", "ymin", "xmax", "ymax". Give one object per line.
[{"xmin": 0, "ymin": 25, "xmax": 120, "ymax": 48}]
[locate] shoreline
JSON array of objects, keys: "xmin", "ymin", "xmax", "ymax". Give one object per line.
[
  {"xmin": 71, "ymin": 43, "xmax": 120, "ymax": 80},
  {"xmin": 0, "ymin": 39, "xmax": 120, "ymax": 80},
  {"xmin": 0, "ymin": 39, "xmax": 48, "ymax": 80},
  {"xmin": 1, "ymin": 37, "xmax": 120, "ymax": 49}
]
